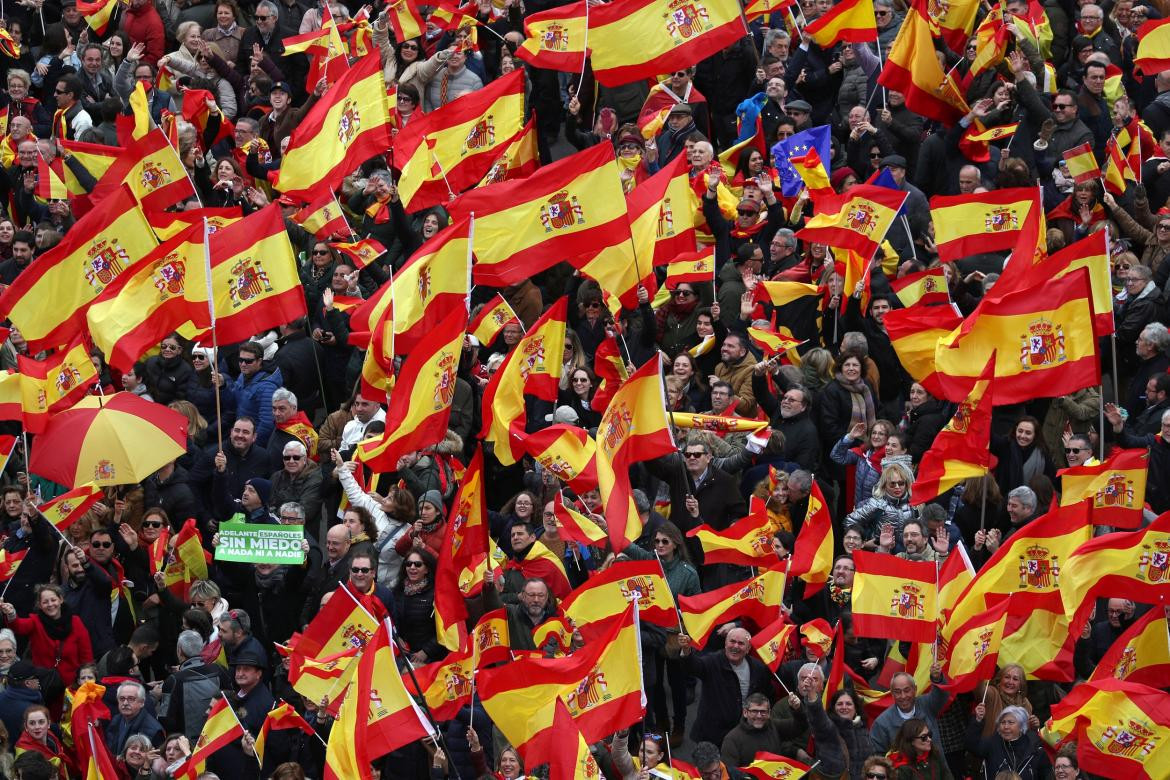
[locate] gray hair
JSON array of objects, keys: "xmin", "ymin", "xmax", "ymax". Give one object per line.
[
  {"xmin": 177, "ymin": 630, "xmax": 204, "ymax": 660},
  {"xmin": 272, "ymin": 388, "xmax": 298, "ymax": 409},
  {"xmin": 1162, "ymin": 409, "xmax": 1170, "ymax": 425},
  {"xmin": 1130, "ymin": 264, "xmax": 1154, "ymax": 283},
  {"xmin": 798, "ymin": 662, "xmax": 825, "ymax": 681},
  {"xmin": 789, "ymin": 470, "xmax": 813, "ymax": 493},
  {"xmin": 775, "ymin": 228, "xmax": 797, "ymax": 248},
  {"xmin": 118, "ymin": 680, "xmax": 147, "ymax": 702},
  {"xmin": 1007, "ymin": 486, "xmax": 1037, "ymax": 511},
  {"xmin": 631, "ymin": 489, "xmax": 651, "ymax": 515},
  {"xmin": 283, "ymin": 440, "xmax": 308, "ymax": 457},
  {"xmin": 255, "ymin": 0, "xmax": 278, "ymax": 15},
  {"xmin": 1141, "ymin": 322, "xmax": 1170, "ymax": 352},
  {"xmin": 841, "ymin": 331, "xmax": 869, "ymax": 357},
  {"xmin": 219, "ymin": 608, "xmax": 251, "ymax": 634},
  {"xmin": 0, "ymin": 628, "xmax": 15, "ymax": 647},
  {"xmin": 690, "ymin": 743, "xmax": 722, "ymax": 770},
  {"xmin": 6, "ymin": 69, "xmax": 30, "ymax": 88},
  {"xmin": 123, "ymin": 734, "xmax": 154, "ymax": 755},
  {"xmin": 999, "ymin": 705, "xmax": 1030, "ymax": 734},
  {"xmin": 279, "ymin": 502, "xmax": 305, "ymax": 521}
]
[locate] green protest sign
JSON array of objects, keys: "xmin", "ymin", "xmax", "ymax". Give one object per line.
[{"xmin": 214, "ymin": 522, "xmax": 306, "ymax": 564}]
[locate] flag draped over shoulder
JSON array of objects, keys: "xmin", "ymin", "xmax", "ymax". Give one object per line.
[{"xmin": 275, "ymin": 54, "xmax": 391, "ymax": 198}]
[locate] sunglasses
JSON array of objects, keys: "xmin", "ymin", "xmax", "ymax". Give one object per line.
[
  {"xmin": 254, "ymin": 13, "xmax": 271, "ymax": 19},
  {"xmin": 916, "ymin": 733, "xmax": 932, "ymax": 741},
  {"xmin": 404, "ymin": 560, "xmax": 426, "ymax": 568},
  {"xmin": 191, "ymin": 354, "xmax": 207, "ymax": 360},
  {"xmin": 160, "ymin": 343, "xmax": 180, "ymax": 351},
  {"xmin": 683, "ymin": 451, "xmax": 706, "ymax": 459},
  {"xmin": 865, "ymin": 774, "xmax": 888, "ymax": 780},
  {"xmin": 283, "ymin": 455, "xmax": 303, "ymax": 461},
  {"xmin": 1065, "ymin": 447, "xmax": 1086, "ymax": 453},
  {"xmin": 91, "ymin": 541, "xmax": 113, "ymax": 549},
  {"xmin": 239, "ymin": 356, "xmax": 257, "ymax": 364},
  {"xmin": 311, "ymin": 248, "xmax": 330, "ymax": 255},
  {"xmin": 142, "ymin": 521, "xmax": 164, "ymax": 528},
  {"xmin": 737, "ymin": 209, "xmax": 756, "ymax": 216},
  {"xmin": 350, "ymin": 566, "xmax": 372, "ymax": 574},
  {"xmin": 673, "ymin": 289, "xmax": 695, "ymax": 298},
  {"xmin": 585, "ymin": 301, "xmax": 602, "ymax": 309},
  {"xmin": 401, "ymin": 42, "xmax": 419, "ymax": 49}
]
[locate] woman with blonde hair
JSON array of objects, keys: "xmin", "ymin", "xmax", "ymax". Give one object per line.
[
  {"xmin": 843, "ymin": 462, "xmax": 915, "ymax": 548},
  {"xmin": 169, "ymin": 400, "xmax": 209, "ymax": 448},
  {"xmin": 976, "ymin": 664, "xmax": 1038, "ymax": 737},
  {"xmin": 752, "ymin": 470, "xmax": 792, "ymax": 533}
]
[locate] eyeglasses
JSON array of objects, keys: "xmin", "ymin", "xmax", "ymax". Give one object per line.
[
  {"xmin": 142, "ymin": 521, "xmax": 164, "ymax": 528},
  {"xmin": 239, "ymin": 356, "xmax": 257, "ymax": 364},
  {"xmin": 1157, "ymin": 225, "xmax": 1170, "ymax": 232},
  {"xmin": 672, "ymin": 70, "xmax": 687, "ymax": 77},
  {"xmin": 683, "ymin": 451, "xmax": 707, "ymax": 459},
  {"xmin": 870, "ymin": 152, "xmax": 882, "ymax": 158},
  {"xmin": 737, "ymin": 209, "xmax": 756, "ymax": 216},
  {"xmin": 584, "ymin": 301, "xmax": 602, "ymax": 309},
  {"xmin": 1064, "ymin": 447, "xmax": 1086, "ymax": 453},
  {"xmin": 54, "ymin": 88, "xmax": 68, "ymax": 95},
  {"xmin": 350, "ymin": 566, "xmax": 372, "ymax": 574},
  {"xmin": 279, "ymin": 515, "xmax": 301, "ymax": 522},
  {"xmin": 91, "ymin": 541, "xmax": 113, "ymax": 549},
  {"xmin": 283, "ymin": 455, "xmax": 303, "ymax": 461},
  {"xmin": 254, "ymin": 13, "xmax": 271, "ymax": 19},
  {"xmin": 398, "ymin": 95, "xmax": 415, "ymax": 103},
  {"xmin": 875, "ymin": 9, "xmax": 890, "ymax": 16},
  {"xmin": 160, "ymin": 343, "xmax": 180, "ymax": 351},
  {"xmin": 673, "ymin": 289, "xmax": 695, "ymax": 298},
  {"xmin": 572, "ymin": 377, "xmax": 591, "ymax": 383},
  {"xmin": 404, "ymin": 560, "xmax": 425, "ymax": 568},
  {"xmin": 654, "ymin": 538, "xmax": 671, "ymax": 545},
  {"xmin": 915, "ymin": 733, "xmax": 932, "ymax": 741},
  {"xmin": 745, "ymin": 708, "xmax": 770, "ymax": 716}
]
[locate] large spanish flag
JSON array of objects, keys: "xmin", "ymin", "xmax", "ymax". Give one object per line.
[
  {"xmin": 788, "ymin": 481, "xmax": 833, "ymax": 593},
  {"xmin": 87, "ymin": 224, "xmax": 206, "ymax": 373},
  {"xmin": 395, "ymin": 70, "xmax": 525, "ymax": 210},
  {"xmin": 1047, "ymin": 679, "xmax": 1170, "ymax": 780},
  {"xmin": 516, "ymin": 0, "xmax": 590, "ymax": 72},
  {"xmin": 355, "ymin": 307, "xmax": 468, "ymax": 471},
  {"xmin": 1059, "ymin": 449, "xmax": 1147, "ymax": 529},
  {"xmin": 937, "ymin": 540, "xmax": 975, "ymax": 624},
  {"xmin": 877, "ymin": 3, "xmax": 968, "ymax": 125},
  {"xmin": 939, "ymin": 599, "xmax": 1009, "ymax": 693},
  {"xmin": 1089, "ymin": 607, "xmax": 1170, "ymax": 687},
  {"xmin": 207, "ymin": 204, "xmax": 306, "ymax": 345},
  {"xmin": 805, "ymin": 0, "xmax": 876, "ymax": 46},
  {"xmin": 1061, "ymin": 512, "xmax": 1170, "ymax": 628},
  {"xmin": 795, "ymin": 184, "xmax": 908, "ymax": 257},
  {"xmin": 83, "ymin": 128, "xmax": 193, "ymax": 212},
  {"xmin": 506, "ymin": 537, "xmax": 573, "ymax": 598},
  {"xmin": 451, "ymin": 143, "xmax": 632, "ymax": 287},
  {"xmin": 596, "ymin": 356, "xmax": 676, "ymax": 552},
  {"xmin": 679, "ymin": 567, "xmax": 786, "ymax": 646},
  {"xmin": 587, "ymin": 0, "xmax": 748, "ymax": 87},
  {"xmin": 851, "ymin": 551, "xmax": 938, "ymax": 643},
  {"xmin": 687, "ymin": 498, "xmax": 776, "ymax": 567},
  {"xmin": 0, "ymin": 184, "xmax": 158, "ymax": 353},
  {"xmin": 929, "ymin": 269, "xmax": 1099, "ymax": 404},
  {"xmin": 561, "ymin": 559, "xmax": 678, "ymax": 638},
  {"xmin": 629, "ymin": 153, "xmax": 697, "ymax": 269},
  {"xmin": 1136, "ymin": 17, "xmax": 1170, "ymax": 75},
  {"xmin": 481, "ymin": 299, "xmax": 568, "ymax": 465},
  {"xmin": 1019, "ymin": 231, "xmax": 1114, "ymax": 337},
  {"xmin": 928, "ymin": 187, "xmax": 1038, "ymax": 263},
  {"xmin": 389, "ymin": 217, "xmax": 471, "ymax": 354},
  {"xmin": 357, "ymin": 619, "xmax": 437, "ymax": 761},
  {"xmin": 405, "ymin": 644, "xmax": 476, "ymax": 720},
  {"xmin": 275, "ymin": 53, "xmax": 391, "ymax": 199},
  {"xmin": 911, "ymin": 356, "xmax": 995, "ymax": 506},
  {"xmin": 885, "ymin": 302, "xmax": 964, "ymax": 388}
]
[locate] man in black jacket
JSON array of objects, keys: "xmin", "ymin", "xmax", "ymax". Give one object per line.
[
  {"xmin": 188, "ymin": 416, "xmax": 273, "ymax": 517},
  {"xmin": 679, "ymin": 627, "xmax": 772, "ymax": 747}
]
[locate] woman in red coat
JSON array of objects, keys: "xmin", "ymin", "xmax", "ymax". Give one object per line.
[{"xmin": 1, "ymin": 584, "xmax": 94, "ymax": 717}]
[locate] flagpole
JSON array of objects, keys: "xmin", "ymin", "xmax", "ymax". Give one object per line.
[
  {"xmin": 574, "ymin": 0, "xmax": 590, "ymax": 100},
  {"xmin": 429, "ymin": 145, "xmax": 458, "ymax": 202},
  {"xmin": 203, "ymin": 218, "xmax": 224, "ymax": 454},
  {"xmin": 1098, "ymin": 384, "xmax": 1106, "ymax": 461},
  {"xmin": 770, "ymin": 668, "xmax": 793, "ymax": 696},
  {"xmin": 875, "ymin": 36, "xmax": 885, "ymax": 112},
  {"xmin": 978, "ymin": 474, "xmax": 988, "ymax": 532},
  {"xmin": 223, "ymin": 693, "xmax": 263, "ymax": 770}
]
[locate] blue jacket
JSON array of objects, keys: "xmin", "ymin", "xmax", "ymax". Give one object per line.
[
  {"xmin": 0, "ymin": 685, "xmax": 42, "ymax": 743},
  {"xmin": 230, "ymin": 365, "xmax": 283, "ymax": 446}
]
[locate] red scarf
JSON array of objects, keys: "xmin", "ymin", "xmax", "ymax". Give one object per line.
[
  {"xmin": 15, "ymin": 731, "xmax": 72, "ymax": 779},
  {"xmin": 1046, "ymin": 196, "xmax": 1105, "ymax": 226}
]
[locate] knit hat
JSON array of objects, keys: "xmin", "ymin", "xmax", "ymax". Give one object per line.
[
  {"xmin": 419, "ymin": 490, "xmax": 446, "ymax": 519},
  {"xmin": 830, "ymin": 166, "xmax": 857, "ymax": 191},
  {"xmin": 245, "ymin": 478, "xmax": 272, "ymax": 507},
  {"xmin": 6, "ymin": 661, "xmax": 35, "ymax": 684}
]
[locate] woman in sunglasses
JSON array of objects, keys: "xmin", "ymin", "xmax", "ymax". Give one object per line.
[
  {"xmin": 887, "ymin": 718, "xmax": 950, "ymax": 780},
  {"xmin": 391, "ymin": 550, "xmax": 443, "ymax": 666}
]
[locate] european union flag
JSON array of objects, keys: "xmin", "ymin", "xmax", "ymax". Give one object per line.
[{"xmin": 772, "ymin": 124, "xmax": 831, "ymax": 198}]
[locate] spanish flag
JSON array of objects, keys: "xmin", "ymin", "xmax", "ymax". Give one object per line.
[
  {"xmin": 358, "ymin": 294, "xmax": 393, "ymax": 401},
  {"xmin": 851, "ymin": 551, "xmax": 938, "ymax": 643},
  {"xmin": 668, "ymin": 411, "xmax": 770, "ymax": 434},
  {"xmin": 805, "ymin": 0, "xmax": 876, "ymax": 46},
  {"xmin": 739, "ymin": 753, "xmax": 811, "ymax": 779},
  {"xmin": 330, "ymin": 238, "xmax": 386, "ymax": 270},
  {"xmin": 293, "ymin": 583, "xmax": 380, "ymax": 661},
  {"xmin": 386, "ymin": 0, "xmax": 426, "ymax": 41},
  {"xmin": 924, "ymin": 0, "xmax": 981, "ymax": 51},
  {"xmin": 687, "ymin": 499, "xmax": 776, "ymax": 567},
  {"xmin": 522, "ymin": 426, "xmax": 598, "ymax": 491},
  {"xmin": 161, "ymin": 518, "xmax": 208, "ymax": 602},
  {"xmin": 478, "ymin": 116, "xmax": 541, "ymax": 186},
  {"xmin": 890, "ymin": 268, "xmax": 949, "ymax": 309},
  {"xmin": 911, "ymin": 355, "xmax": 995, "ymax": 506},
  {"xmin": 77, "ymin": 0, "xmax": 120, "ymax": 35},
  {"xmin": 390, "ymin": 217, "xmax": 471, "ymax": 354},
  {"xmin": 0, "ymin": 184, "xmax": 158, "ymax": 353},
  {"xmin": 516, "ymin": 0, "xmax": 589, "ymax": 71},
  {"xmin": 1058, "ymin": 449, "xmax": 1147, "ymax": 529},
  {"xmin": 754, "ymin": 280, "xmax": 819, "ymax": 306},
  {"xmin": 434, "ymin": 448, "xmax": 489, "ymax": 650},
  {"xmin": 942, "ymin": 501, "xmax": 1090, "ymax": 647},
  {"xmin": 885, "ymin": 303, "xmax": 964, "ymax": 388},
  {"xmin": 628, "ymin": 153, "xmax": 697, "ymax": 275},
  {"xmin": 452, "ymin": 143, "xmax": 632, "ymax": 287},
  {"xmin": 930, "ymin": 269, "xmax": 1099, "ymax": 405},
  {"xmin": 175, "ymin": 697, "xmax": 245, "ymax": 779},
  {"xmin": 181, "ymin": 88, "xmax": 234, "ymax": 150},
  {"xmin": 526, "ymin": 698, "xmax": 606, "ymax": 779},
  {"xmin": 86, "ymin": 224, "xmax": 206, "ymax": 374},
  {"xmin": 928, "ymin": 187, "xmax": 1037, "ymax": 263},
  {"xmin": 469, "ymin": 293, "xmax": 520, "ymax": 345},
  {"xmin": 147, "ymin": 206, "xmax": 241, "ymax": 241},
  {"xmin": 596, "ymin": 356, "xmax": 676, "ymax": 552},
  {"xmin": 207, "ymin": 204, "xmax": 307, "ymax": 345},
  {"xmin": 651, "ymin": 249, "xmax": 715, "ymax": 307},
  {"xmin": 480, "ymin": 298, "xmax": 568, "ymax": 465},
  {"xmin": 34, "ymin": 155, "xmax": 73, "ymax": 201},
  {"xmin": 1089, "ymin": 607, "xmax": 1170, "ymax": 688},
  {"xmin": 747, "ymin": 326, "xmax": 803, "ymax": 357},
  {"xmin": 0, "ymin": 375, "xmax": 22, "ymax": 427},
  {"xmin": 561, "ymin": 560, "xmax": 678, "ymax": 639},
  {"xmin": 751, "ymin": 616, "xmax": 796, "ymax": 671},
  {"xmin": 345, "ymin": 280, "xmax": 392, "ymax": 349},
  {"xmin": 254, "ymin": 701, "xmax": 315, "ymax": 765},
  {"xmin": 1104, "ymin": 135, "xmax": 1130, "ymax": 196},
  {"xmin": 84, "ymin": 721, "xmax": 120, "ymax": 780},
  {"xmin": 293, "ymin": 191, "xmax": 351, "ymax": 240},
  {"xmin": 572, "ymin": 238, "xmax": 647, "ymax": 313},
  {"xmin": 291, "ymin": 646, "xmax": 358, "ymax": 713},
  {"xmin": 0, "ymin": 548, "xmax": 26, "ymax": 583},
  {"xmin": 38, "ymin": 484, "xmax": 104, "ymax": 533},
  {"xmin": 1063, "ymin": 142, "xmax": 1100, "ymax": 183},
  {"xmin": 679, "ymin": 567, "xmax": 786, "ymax": 646},
  {"xmin": 322, "ymin": 659, "xmax": 364, "ymax": 780},
  {"xmin": 969, "ymin": 2, "xmax": 1009, "ymax": 76},
  {"xmin": 405, "ymin": 644, "xmax": 476, "ymax": 720},
  {"xmin": 276, "ymin": 53, "xmax": 391, "ymax": 199},
  {"xmin": 1047, "ymin": 679, "xmax": 1170, "ymax": 779},
  {"xmin": 1135, "ymin": 16, "xmax": 1170, "ymax": 75},
  {"xmin": 791, "ymin": 146, "xmax": 834, "ymax": 199},
  {"xmin": 1061, "ymin": 512, "xmax": 1170, "ymax": 628},
  {"xmin": 877, "ymin": 2, "xmax": 969, "ymax": 125},
  {"xmin": 937, "ymin": 540, "xmax": 975, "ymax": 624},
  {"xmin": 744, "ymin": 0, "xmax": 795, "ymax": 20},
  {"xmin": 17, "ymin": 338, "xmax": 99, "ymax": 432},
  {"xmin": 40, "ymin": 139, "xmax": 118, "ymax": 198},
  {"xmin": 395, "ymin": 70, "xmax": 525, "ymax": 210},
  {"xmin": 356, "ymin": 307, "xmax": 468, "ymax": 471},
  {"xmin": 358, "ymin": 619, "xmax": 437, "ymax": 760},
  {"xmin": 796, "ymin": 184, "xmax": 908, "ymax": 257},
  {"xmin": 789, "ymin": 481, "xmax": 834, "ymax": 594},
  {"xmin": 506, "ymin": 538, "xmax": 573, "ymax": 598},
  {"xmin": 587, "ymin": 0, "xmax": 748, "ymax": 87},
  {"xmin": 472, "ymin": 607, "xmax": 512, "ymax": 666},
  {"xmin": 551, "ymin": 491, "xmax": 607, "ymax": 546},
  {"xmin": 938, "ymin": 599, "xmax": 1009, "ymax": 693}
]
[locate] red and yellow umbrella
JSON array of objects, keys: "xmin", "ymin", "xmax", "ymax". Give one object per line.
[{"xmin": 29, "ymin": 392, "xmax": 188, "ymax": 488}]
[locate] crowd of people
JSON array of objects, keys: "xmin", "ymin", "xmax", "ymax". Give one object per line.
[{"xmin": 0, "ymin": 0, "xmax": 1165, "ymax": 776}]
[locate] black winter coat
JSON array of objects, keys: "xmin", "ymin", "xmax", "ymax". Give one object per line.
[
  {"xmin": 141, "ymin": 465, "xmax": 203, "ymax": 529},
  {"xmin": 143, "ymin": 354, "xmax": 196, "ymax": 405},
  {"xmin": 393, "ymin": 580, "xmax": 445, "ymax": 663},
  {"xmin": 682, "ymin": 650, "xmax": 773, "ymax": 746}
]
